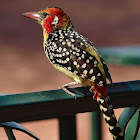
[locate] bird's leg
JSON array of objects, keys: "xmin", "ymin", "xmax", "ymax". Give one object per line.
[{"xmin": 61, "ymin": 82, "xmax": 78, "ymax": 99}]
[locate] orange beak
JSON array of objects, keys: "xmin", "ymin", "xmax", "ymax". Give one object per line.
[{"xmin": 22, "ymin": 12, "xmax": 41, "ymax": 21}]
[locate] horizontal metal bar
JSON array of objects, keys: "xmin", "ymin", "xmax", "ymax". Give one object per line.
[
  {"xmin": 0, "ymin": 80, "xmax": 139, "ymax": 123},
  {"xmin": 98, "ymin": 46, "xmax": 140, "ymax": 65}
]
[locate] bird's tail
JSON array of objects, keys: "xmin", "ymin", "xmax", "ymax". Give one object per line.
[{"xmin": 93, "ymin": 84, "xmax": 124, "ymax": 140}]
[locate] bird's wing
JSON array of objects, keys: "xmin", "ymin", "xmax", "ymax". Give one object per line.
[
  {"xmin": 45, "ymin": 29, "xmax": 112, "ymax": 86},
  {"xmin": 83, "ymin": 39, "xmax": 112, "ymax": 84},
  {"xmin": 70, "ymin": 31, "xmax": 112, "ymax": 85}
]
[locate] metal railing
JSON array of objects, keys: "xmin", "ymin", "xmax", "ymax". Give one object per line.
[{"xmin": 0, "ymin": 80, "xmax": 140, "ymax": 139}]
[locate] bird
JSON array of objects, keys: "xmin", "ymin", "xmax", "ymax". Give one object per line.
[{"xmin": 22, "ymin": 7, "xmax": 124, "ymax": 140}]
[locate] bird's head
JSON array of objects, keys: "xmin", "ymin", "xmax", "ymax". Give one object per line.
[{"xmin": 22, "ymin": 7, "xmax": 73, "ymax": 34}]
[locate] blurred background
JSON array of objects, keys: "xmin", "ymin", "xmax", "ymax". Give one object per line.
[{"xmin": 1, "ymin": 0, "xmax": 140, "ymax": 139}]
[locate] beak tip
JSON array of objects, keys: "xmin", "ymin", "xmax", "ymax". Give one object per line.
[
  {"xmin": 21, "ymin": 13, "xmax": 26, "ymax": 17},
  {"xmin": 21, "ymin": 12, "xmax": 31, "ymax": 18},
  {"xmin": 21, "ymin": 12, "xmax": 40, "ymax": 21}
]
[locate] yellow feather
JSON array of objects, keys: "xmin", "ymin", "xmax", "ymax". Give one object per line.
[
  {"xmin": 43, "ymin": 31, "xmax": 49, "ymax": 49},
  {"xmin": 85, "ymin": 45, "xmax": 106, "ymax": 78},
  {"xmin": 52, "ymin": 62, "xmax": 91, "ymax": 87}
]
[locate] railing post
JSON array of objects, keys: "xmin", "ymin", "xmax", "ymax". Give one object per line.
[
  {"xmin": 4, "ymin": 127, "xmax": 16, "ymax": 140},
  {"xmin": 59, "ymin": 115, "xmax": 76, "ymax": 140},
  {"xmin": 92, "ymin": 111, "xmax": 101, "ymax": 140}
]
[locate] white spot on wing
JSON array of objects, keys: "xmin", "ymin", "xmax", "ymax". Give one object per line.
[
  {"xmin": 83, "ymin": 70, "xmax": 88, "ymax": 75},
  {"xmin": 68, "ymin": 67, "xmax": 71, "ymax": 70},
  {"xmin": 73, "ymin": 61, "xmax": 77, "ymax": 65},
  {"xmin": 66, "ymin": 51, "xmax": 69, "ymax": 55},
  {"xmin": 67, "ymin": 42, "xmax": 71, "ymax": 47},
  {"xmin": 94, "ymin": 60, "xmax": 98, "ymax": 65},
  {"xmin": 86, "ymin": 59, "xmax": 90, "ymax": 63},
  {"xmin": 80, "ymin": 42, "xmax": 84, "ymax": 45},
  {"xmin": 83, "ymin": 51, "xmax": 86, "ymax": 54},
  {"xmin": 89, "ymin": 69, "xmax": 93, "ymax": 74},
  {"xmin": 89, "ymin": 56, "xmax": 93, "ymax": 60},
  {"xmin": 62, "ymin": 53, "xmax": 65, "ymax": 56},
  {"xmin": 66, "ymin": 58, "xmax": 70, "ymax": 61},
  {"xmin": 97, "ymin": 73, "xmax": 101, "ymax": 76},
  {"xmin": 91, "ymin": 76, "xmax": 95, "ymax": 81},
  {"xmin": 76, "ymin": 64, "xmax": 80, "ymax": 68},
  {"xmin": 78, "ymin": 57, "xmax": 82, "ymax": 60},
  {"xmin": 63, "ymin": 48, "xmax": 67, "ymax": 52},
  {"xmin": 81, "ymin": 54, "xmax": 85, "ymax": 59},
  {"xmin": 62, "ymin": 41, "xmax": 66, "ymax": 45},
  {"xmin": 81, "ymin": 63, "xmax": 86, "ymax": 68},
  {"xmin": 76, "ymin": 53, "xmax": 80, "ymax": 56},
  {"xmin": 73, "ymin": 51, "xmax": 76, "ymax": 55},
  {"xmin": 99, "ymin": 81, "xmax": 103, "ymax": 84},
  {"xmin": 59, "ymin": 47, "xmax": 62, "ymax": 51},
  {"xmin": 71, "ymin": 39, "xmax": 75, "ymax": 42}
]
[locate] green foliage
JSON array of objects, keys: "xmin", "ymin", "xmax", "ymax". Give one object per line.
[{"xmin": 118, "ymin": 107, "xmax": 140, "ymax": 140}]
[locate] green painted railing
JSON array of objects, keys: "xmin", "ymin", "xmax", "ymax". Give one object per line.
[
  {"xmin": 0, "ymin": 80, "xmax": 139, "ymax": 123},
  {"xmin": 0, "ymin": 80, "xmax": 140, "ymax": 140},
  {"xmin": 99, "ymin": 45, "xmax": 140, "ymax": 65}
]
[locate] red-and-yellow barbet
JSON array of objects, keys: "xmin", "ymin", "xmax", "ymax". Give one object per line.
[{"xmin": 22, "ymin": 7, "xmax": 124, "ymax": 140}]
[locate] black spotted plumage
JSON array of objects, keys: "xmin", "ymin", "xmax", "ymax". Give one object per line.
[{"xmin": 44, "ymin": 28, "xmax": 111, "ymax": 87}]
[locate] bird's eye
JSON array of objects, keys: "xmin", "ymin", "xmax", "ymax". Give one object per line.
[{"xmin": 42, "ymin": 12, "xmax": 48, "ymax": 17}]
